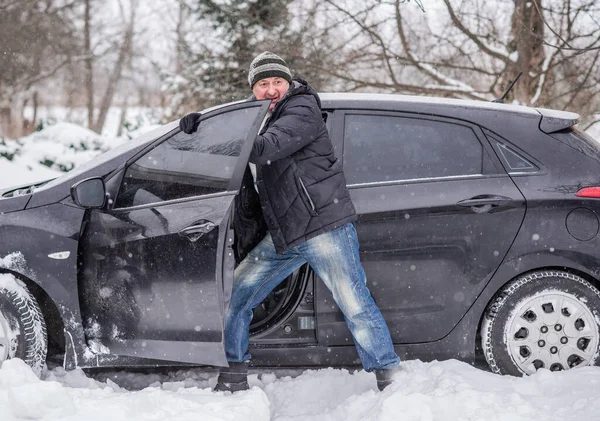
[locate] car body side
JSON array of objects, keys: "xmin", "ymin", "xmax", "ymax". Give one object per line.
[{"xmin": 1, "ymin": 95, "xmax": 600, "ymax": 371}]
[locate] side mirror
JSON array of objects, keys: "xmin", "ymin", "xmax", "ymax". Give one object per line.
[{"xmin": 70, "ymin": 177, "xmax": 106, "ymax": 208}]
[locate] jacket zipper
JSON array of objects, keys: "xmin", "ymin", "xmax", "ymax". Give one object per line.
[{"xmin": 298, "ymin": 177, "xmax": 317, "ymax": 214}]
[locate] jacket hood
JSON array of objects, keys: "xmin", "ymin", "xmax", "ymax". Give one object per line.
[{"xmin": 287, "ymin": 78, "xmax": 322, "ymax": 108}]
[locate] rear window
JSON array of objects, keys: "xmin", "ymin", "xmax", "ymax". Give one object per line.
[{"xmin": 549, "ymin": 128, "xmax": 600, "ymax": 161}]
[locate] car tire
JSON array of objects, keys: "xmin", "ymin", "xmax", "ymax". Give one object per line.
[
  {"xmin": 0, "ymin": 281, "xmax": 48, "ymax": 376},
  {"xmin": 481, "ymin": 270, "xmax": 600, "ymax": 376}
]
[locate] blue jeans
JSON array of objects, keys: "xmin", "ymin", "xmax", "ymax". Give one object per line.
[{"xmin": 224, "ymin": 223, "xmax": 400, "ymax": 372}]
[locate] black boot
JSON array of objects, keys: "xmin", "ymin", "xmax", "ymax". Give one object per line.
[
  {"xmin": 214, "ymin": 362, "xmax": 249, "ymax": 392},
  {"xmin": 374, "ymin": 366, "xmax": 401, "ymax": 391}
]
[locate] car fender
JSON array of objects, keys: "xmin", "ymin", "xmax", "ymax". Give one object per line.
[{"xmin": 0, "ymin": 203, "xmax": 90, "ymax": 369}]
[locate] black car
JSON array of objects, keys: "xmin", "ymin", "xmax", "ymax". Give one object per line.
[{"xmin": 1, "ymin": 94, "xmax": 599, "ymax": 378}]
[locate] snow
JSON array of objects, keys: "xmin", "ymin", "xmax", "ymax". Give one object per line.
[
  {"xmin": 0, "ymin": 252, "xmax": 27, "ymax": 272},
  {"xmin": 0, "ymin": 123, "xmax": 122, "ymax": 190},
  {"xmin": 2, "ymin": 357, "xmax": 600, "ymax": 420},
  {"xmin": 319, "ymin": 93, "xmax": 541, "ymax": 115},
  {"xmin": 21, "ymin": 106, "xmax": 164, "ymax": 139},
  {"xmin": 0, "ymin": 121, "xmax": 166, "ymax": 190},
  {"xmin": 0, "ymin": 273, "xmax": 27, "ymax": 293},
  {"xmin": 0, "ymin": 158, "xmax": 59, "ymax": 190}
]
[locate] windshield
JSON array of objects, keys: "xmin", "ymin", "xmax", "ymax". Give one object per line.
[{"xmin": 32, "ymin": 103, "xmax": 245, "ymax": 194}]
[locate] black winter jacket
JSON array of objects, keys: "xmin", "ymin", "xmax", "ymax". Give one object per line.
[{"xmin": 233, "ymin": 79, "xmax": 356, "ymax": 258}]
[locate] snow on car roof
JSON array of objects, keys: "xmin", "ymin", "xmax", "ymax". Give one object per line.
[{"xmin": 319, "ymin": 92, "xmax": 544, "ymax": 115}]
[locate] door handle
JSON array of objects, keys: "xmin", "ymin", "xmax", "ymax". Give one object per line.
[
  {"xmin": 179, "ymin": 220, "xmax": 217, "ymax": 242},
  {"xmin": 456, "ymin": 195, "xmax": 513, "ymax": 213}
]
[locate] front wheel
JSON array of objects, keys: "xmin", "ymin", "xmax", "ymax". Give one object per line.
[
  {"xmin": 481, "ymin": 270, "xmax": 600, "ymax": 376},
  {"xmin": 0, "ymin": 274, "xmax": 47, "ymax": 376}
]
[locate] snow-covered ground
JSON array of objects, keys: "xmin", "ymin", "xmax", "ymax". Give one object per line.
[
  {"xmin": 2, "ymin": 120, "xmax": 600, "ymax": 420},
  {"xmin": 2, "ymin": 356, "xmax": 600, "ymax": 421}
]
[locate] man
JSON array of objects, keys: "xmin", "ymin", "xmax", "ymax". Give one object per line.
[{"xmin": 180, "ymin": 52, "xmax": 400, "ymax": 392}]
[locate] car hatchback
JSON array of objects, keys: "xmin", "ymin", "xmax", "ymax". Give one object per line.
[{"xmin": 1, "ymin": 94, "xmax": 599, "ymax": 378}]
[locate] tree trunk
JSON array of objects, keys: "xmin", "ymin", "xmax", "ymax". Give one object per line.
[
  {"xmin": 507, "ymin": 0, "xmax": 545, "ymax": 104},
  {"xmin": 92, "ymin": 0, "xmax": 137, "ymax": 134},
  {"xmin": 117, "ymin": 51, "xmax": 133, "ymax": 137},
  {"xmin": 21, "ymin": 91, "xmax": 38, "ymax": 135},
  {"xmin": 0, "ymin": 91, "xmax": 23, "ymax": 139},
  {"xmin": 116, "ymin": 99, "xmax": 128, "ymax": 137},
  {"xmin": 0, "ymin": 106, "xmax": 12, "ymax": 139},
  {"xmin": 32, "ymin": 91, "xmax": 38, "ymax": 132},
  {"xmin": 84, "ymin": 0, "xmax": 95, "ymax": 129},
  {"xmin": 175, "ymin": 0, "xmax": 187, "ymax": 74}
]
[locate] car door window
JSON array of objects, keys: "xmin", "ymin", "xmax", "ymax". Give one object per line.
[
  {"xmin": 343, "ymin": 114, "xmax": 489, "ymax": 184},
  {"xmin": 115, "ymin": 107, "xmax": 261, "ymax": 208}
]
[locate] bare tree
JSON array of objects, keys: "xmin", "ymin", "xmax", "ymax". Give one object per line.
[
  {"xmin": 0, "ymin": 0, "xmax": 81, "ymax": 137},
  {"xmin": 306, "ymin": 0, "xmax": 600, "ymax": 121}
]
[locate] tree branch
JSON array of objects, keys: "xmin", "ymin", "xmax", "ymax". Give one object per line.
[
  {"xmin": 563, "ymin": 48, "xmax": 600, "ymax": 110},
  {"xmin": 583, "ymin": 117, "xmax": 600, "ymax": 132},
  {"xmin": 324, "ymin": 0, "xmax": 400, "ymax": 86},
  {"xmin": 442, "ymin": 0, "xmax": 511, "ymax": 63},
  {"xmin": 531, "ymin": 0, "xmax": 572, "ymax": 48},
  {"xmin": 394, "ymin": 1, "xmax": 485, "ymax": 98},
  {"xmin": 17, "ymin": 54, "xmax": 90, "ymax": 91},
  {"xmin": 309, "ymin": 62, "xmax": 489, "ymax": 100}
]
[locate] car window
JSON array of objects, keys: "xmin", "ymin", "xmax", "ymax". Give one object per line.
[
  {"xmin": 496, "ymin": 143, "xmax": 537, "ymax": 171},
  {"xmin": 483, "ymin": 129, "xmax": 540, "ymax": 174},
  {"xmin": 115, "ymin": 107, "xmax": 261, "ymax": 208},
  {"xmin": 343, "ymin": 114, "xmax": 486, "ymax": 184}
]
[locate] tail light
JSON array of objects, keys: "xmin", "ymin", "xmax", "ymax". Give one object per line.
[{"xmin": 576, "ymin": 187, "xmax": 600, "ymax": 198}]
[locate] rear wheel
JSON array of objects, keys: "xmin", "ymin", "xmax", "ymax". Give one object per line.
[
  {"xmin": 0, "ymin": 275, "xmax": 47, "ymax": 376},
  {"xmin": 481, "ymin": 270, "xmax": 600, "ymax": 376}
]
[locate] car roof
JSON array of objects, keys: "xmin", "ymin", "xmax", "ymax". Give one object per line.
[
  {"xmin": 320, "ymin": 92, "xmax": 574, "ymax": 115},
  {"xmin": 319, "ymin": 92, "xmax": 579, "ymax": 133},
  {"xmin": 320, "ymin": 92, "xmax": 525, "ymax": 113}
]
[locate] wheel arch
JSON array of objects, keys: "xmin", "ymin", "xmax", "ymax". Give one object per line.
[
  {"xmin": 483, "ymin": 265, "xmax": 600, "ymax": 312},
  {"xmin": 470, "ymin": 250, "xmax": 600, "ymax": 360},
  {"xmin": 0, "ymin": 268, "xmax": 66, "ymax": 365},
  {"xmin": 478, "ymin": 269, "xmax": 600, "ymax": 374},
  {"xmin": 473, "ymin": 259, "xmax": 600, "ymax": 374}
]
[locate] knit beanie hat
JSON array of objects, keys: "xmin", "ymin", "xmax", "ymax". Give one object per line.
[{"xmin": 248, "ymin": 51, "xmax": 293, "ymax": 88}]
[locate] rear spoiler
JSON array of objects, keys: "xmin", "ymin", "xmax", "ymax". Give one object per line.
[{"xmin": 536, "ymin": 108, "xmax": 579, "ymax": 134}]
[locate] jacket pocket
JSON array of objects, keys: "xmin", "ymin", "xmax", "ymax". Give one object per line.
[{"xmin": 297, "ymin": 176, "xmax": 319, "ymax": 216}]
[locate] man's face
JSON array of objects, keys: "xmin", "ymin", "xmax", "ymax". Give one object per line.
[{"xmin": 252, "ymin": 77, "xmax": 290, "ymax": 111}]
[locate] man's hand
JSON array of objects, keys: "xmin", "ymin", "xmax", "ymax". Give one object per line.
[{"xmin": 179, "ymin": 112, "xmax": 202, "ymax": 134}]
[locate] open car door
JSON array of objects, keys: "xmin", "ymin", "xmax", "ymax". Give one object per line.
[{"xmin": 79, "ymin": 101, "xmax": 270, "ymax": 366}]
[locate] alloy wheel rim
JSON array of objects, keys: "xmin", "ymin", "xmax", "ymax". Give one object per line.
[
  {"xmin": 506, "ymin": 290, "xmax": 599, "ymax": 375},
  {"xmin": 0, "ymin": 311, "xmax": 10, "ymax": 364}
]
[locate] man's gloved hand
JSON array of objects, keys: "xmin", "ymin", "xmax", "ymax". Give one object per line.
[{"xmin": 179, "ymin": 112, "xmax": 202, "ymax": 134}]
